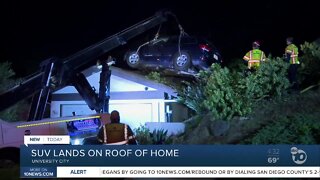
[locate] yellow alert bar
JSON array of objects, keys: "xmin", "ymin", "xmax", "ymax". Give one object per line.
[{"xmin": 16, "ymin": 116, "xmax": 100, "ymax": 128}]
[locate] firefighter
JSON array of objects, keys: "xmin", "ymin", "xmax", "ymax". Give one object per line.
[
  {"xmin": 243, "ymin": 41, "xmax": 266, "ymax": 71},
  {"xmin": 285, "ymin": 37, "xmax": 300, "ymax": 90},
  {"xmin": 97, "ymin": 110, "xmax": 137, "ymax": 145}
]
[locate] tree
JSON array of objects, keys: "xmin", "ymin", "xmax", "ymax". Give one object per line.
[
  {"xmin": 0, "ymin": 62, "xmax": 29, "ymax": 122},
  {"xmin": 0, "ymin": 62, "xmax": 16, "ymax": 93}
]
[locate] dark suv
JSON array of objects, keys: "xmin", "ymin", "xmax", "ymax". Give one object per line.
[{"xmin": 124, "ymin": 35, "xmax": 222, "ymax": 72}]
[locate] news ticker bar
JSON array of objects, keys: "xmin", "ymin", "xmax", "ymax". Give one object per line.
[{"xmin": 21, "ymin": 166, "xmax": 320, "ymax": 178}]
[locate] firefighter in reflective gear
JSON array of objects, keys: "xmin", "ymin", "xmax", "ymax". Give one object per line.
[
  {"xmin": 243, "ymin": 41, "xmax": 266, "ymax": 70},
  {"xmin": 285, "ymin": 37, "xmax": 299, "ymax": 90},
  {"xmin": 97, "ymin": 110, "xmax": 137, "ymax": 145}
]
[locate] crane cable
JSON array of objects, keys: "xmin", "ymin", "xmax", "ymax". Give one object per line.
[
  {"xmin": 135, "ymin": 12, "xmax": 188, "ymax": 63},
  {"xmin": 153, "ymin": 23, "xmax": 162, "ymax": 41},
  {"xmin": 169, "ymin": 13, "xmax": 189, "ymax": 66},
  {"xmin": 167, "ymin": 12, "xmax": 189, "ymax": 57},
  {"xmin": 135, "ymin": 23, "xmax": 163, "ymax": 55}
]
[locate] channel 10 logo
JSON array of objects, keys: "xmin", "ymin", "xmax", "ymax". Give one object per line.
[{"xmin": 290, "ymin": 147, "xmax": 307, "ymax": 165}]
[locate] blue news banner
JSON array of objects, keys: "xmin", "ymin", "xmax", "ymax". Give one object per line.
[{"xmin": 20, "ymin": 145, "xmax": 320, "ymax": 178}]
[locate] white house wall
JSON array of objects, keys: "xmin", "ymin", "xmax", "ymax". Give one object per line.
[
  {"xmin": 54, "ymin": 74, "xmax": 156, "ymax": 94},
  {"xmin": 51, "ymin": 67, "xmax": 177, "ymax": 130},
  {"xmin": 50, "ymin": 99, "xmax": 166, "ymax": 130}
]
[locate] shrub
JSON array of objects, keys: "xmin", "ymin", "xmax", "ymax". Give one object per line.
[
  {"xmin": 202, "ymin": 64, "xmax": 251, "ymax": 121},
  {"xmin": 134, "ymin": 126, "xmax": 153, "ymax": 145},
  {"xmin": 178, "ymin": 60, "xmax": 289, "ymax": 121},
  {"xmin": 243, "ymin": 57, "xmax": 290, "ymax": 99},
  {"xmin": 244, "ymin": 114, "xmax": 320, "ymax": 144},
  {"xmin": 178, "ymin": 80, "xmax": 207, "ymax": 114},
  {"xmin": 134, "ymin": 126, "xmax": 172, "ymax": 145},
  {"xmin": 145, "ymin": 71, "xmax": 167, "ymax": 84},
  {"xmin": 299, "ymin": 41, "xmax": 320, "ymax": 89},
  {"xmin": 150, "ymin": 129, "xmax": 168, "ymax": 145}
]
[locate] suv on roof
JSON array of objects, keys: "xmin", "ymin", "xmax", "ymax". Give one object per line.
[{"xmin": 124, "ymin": 35, "xmax": 222, "ymax": 72}]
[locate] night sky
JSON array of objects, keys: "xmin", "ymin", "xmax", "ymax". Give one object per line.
[{"xmin": 2, "ymin": 0, "xmax": 319, "ymax": 77}]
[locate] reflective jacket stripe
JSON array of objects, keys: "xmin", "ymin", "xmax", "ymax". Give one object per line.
[
  {"xmin": 286, "ymin": 44, "xmax": 299, "ymax": 64},
  {"xmin": 292, "ymin": 50, "xmax": 296, "ymax": 64},
  {"xmin": 248, "ymin": 51, "xmax": 253, "ymax": 68},
  {"xmin": 260, "ymin": 52, "xmax": 265, "ymax": 61},
  {"xmin": 248, "ymin": 51, "xmax": 264, "ymax": 68},
  {"xmin": 249, "ymin": 60, "xmax": 260, "ymax": 63},
  {"xmin": 243, "ymin": 56, "xmax": 250, "ymax": 60},
  {"xmin": 103, "ymin": 125, "xmax": 107, "ymax": 143},
  {"xmin": 104, "ymin": 136, "xmax": 135, "ymax": 145},
  {"xmin": 103, "ymin": 124, "xmax": 128, "ymax": 144},
  {"xmin": 105, "ymin": 140, "xmax": 129, "ymax": 145},
  {"xmin": 124, "ymin": 124, "xmax": 128, "ymax": 141}
]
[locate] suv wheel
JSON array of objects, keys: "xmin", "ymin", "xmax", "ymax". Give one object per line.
[
  {"xmin": 125, "ymin": 51, "xmax": 140, "ymax": 69},
  {"xmin": 173, "ymin": 51, "xmax": 191, "ymax": 71}
]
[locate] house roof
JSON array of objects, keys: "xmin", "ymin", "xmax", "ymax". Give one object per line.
[{"xmin": 53, "ymin": 66, "xmax": 177, "ymax": 98}]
